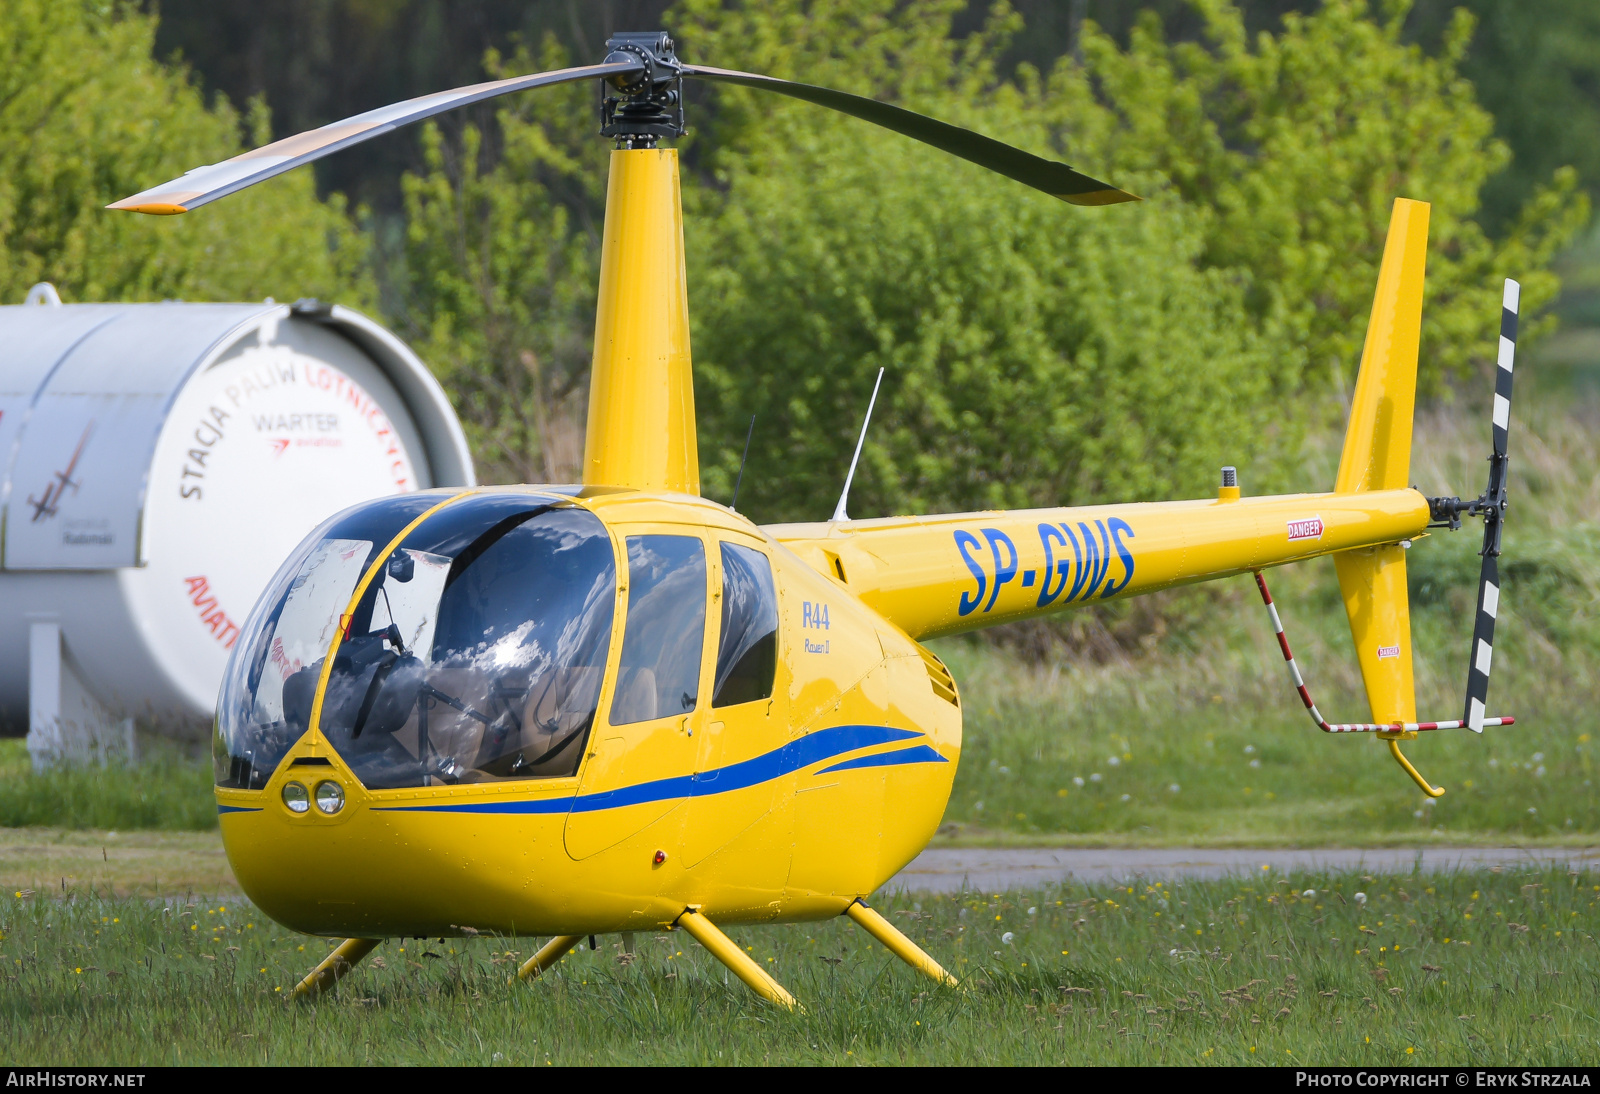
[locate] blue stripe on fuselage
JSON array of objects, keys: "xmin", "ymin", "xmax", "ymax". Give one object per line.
[
  {"xmin": 816, "ymin": 744, "xmax": 948, "ymax": 775},
  {"xmin": 374, "ymin": 724, "xmax": 928, "ymax": 815},
  {"xmin": 217, "ymin": 805, "xmax": 262, "ymax": 814}
]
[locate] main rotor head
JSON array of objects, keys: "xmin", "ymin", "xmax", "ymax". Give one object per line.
[{"xmin": 600, "ymin": 32, "xmax": 685, "ymax": 147}]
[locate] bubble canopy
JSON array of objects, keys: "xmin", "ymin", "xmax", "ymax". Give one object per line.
[{"xmin": 215, "ymin": 491, "xmax": 617, "ymax": 790}]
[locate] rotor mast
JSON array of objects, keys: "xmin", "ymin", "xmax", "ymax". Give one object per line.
[{"xmin": 581, "ymin": 34, "xmax": 698, "ymax": 495}]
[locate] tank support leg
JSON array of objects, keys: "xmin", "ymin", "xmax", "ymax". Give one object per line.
[
  {"xmin": 513, "ymin": 934, "xmax": 584, "ymax": 982},
  {"xmin": 845, "ymin": 899, "xmax": 959, "ymax": 988},
  {"xmin": 675, "ymin": 906, "xmax": 796, "ymax": 1010},
  {"xmin": 292, "ymin": 938, "xmax": 381, "ymax": 998}
]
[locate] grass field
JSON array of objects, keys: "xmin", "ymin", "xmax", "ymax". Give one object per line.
[{"xmin": 0, "ymin": 865, "xmax": 1593, "ymax": 1065}]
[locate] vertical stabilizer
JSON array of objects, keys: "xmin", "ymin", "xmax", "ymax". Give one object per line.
[
  {"xmin": 583, "ymin": 148, "xmax": 700, "ymax": 493},
  {"xmin": 1333, "ymin": 198, "xmax": 1429, "ymax": 724}
]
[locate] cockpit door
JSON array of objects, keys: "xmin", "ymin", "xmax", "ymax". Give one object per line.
[
  {"xmin": 681, "ymin": 538, "xmax": 789, "ymax": 872},
  {"xmin": 564, "ymin": 531, "xmax": 710, "ymax": 860}
]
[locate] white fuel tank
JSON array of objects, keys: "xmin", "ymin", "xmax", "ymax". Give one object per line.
[{"xmin": 0, "ymin": 293, "xmax": 474, "ymax": 762}]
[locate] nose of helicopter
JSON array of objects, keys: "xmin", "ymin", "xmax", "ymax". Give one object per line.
[
  {"xmin": 218, "ymin": 754, "xmax": 562, "ymax": 938},
  {"xmin": 215, "ymin": 742, "xmax": 695, "ymax": 940}
]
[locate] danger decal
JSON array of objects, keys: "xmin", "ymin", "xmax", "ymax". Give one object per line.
[{"xmin": 1286, "ymin": 516, "xmax": 1324, "ymax": 543}]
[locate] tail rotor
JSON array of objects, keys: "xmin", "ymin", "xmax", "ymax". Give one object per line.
[
  {"xmin": 1431, "ymin": 279, "xmax": 1518, "ymax": 732},
  {"xmin": 1255, "ymin": 274, "xmax": 1523, "ymax": 797},
  {"xmin": 1464, "ymin": 280, "xmax": 1518, "ymax": 730}
]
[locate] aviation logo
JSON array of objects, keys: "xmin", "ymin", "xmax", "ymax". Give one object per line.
[
  {"xmin": 1377, "ymin": 643, "xmax": 1401, "ymax": 660},
  {"xmin": 26, "ymin": 422, "xmax": 93, "ymax": 522},
  {"xmin": 1287, "ymin": 516, "xmax": 1324, "ymax": 542}
]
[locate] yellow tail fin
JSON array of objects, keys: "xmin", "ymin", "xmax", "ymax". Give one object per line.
[{"xmin": 1333, "ymin": 198, "xmax": 1430, "ymax": 726}]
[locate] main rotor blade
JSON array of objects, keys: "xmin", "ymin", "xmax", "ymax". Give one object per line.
[
  {"xmin": 108, "ymin": 60, "xmax": 644, "ymax": 215},
  {"xmin": 681, "ymin": 64, "xmax": 1138, "ymax": 206}
]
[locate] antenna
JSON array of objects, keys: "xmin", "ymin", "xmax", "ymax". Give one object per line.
[
  {"xmin": 831, "ymin": 367, "xmax": 885, "ymax": 523},
  {"xmin": 731, "ymin": 414, "xmax": 756, "ymax": 510}
]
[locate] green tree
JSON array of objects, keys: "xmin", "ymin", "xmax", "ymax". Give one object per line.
[
  {"xmin": 1408, "ymin": 0, "xmax": 1600, "ymax": 234},
  {"xmin": 673, "ymin": 0, "xmax": 1584, "ymax": 522},
  {"xmin": 395, "ymin": 41, "xmax": 607, "ymax": 483},
  {"xmin": 1055, "ymin": 0, "xmax": 1586, "ymax": 393},
  {"xmin": 0, "ymin": 0, "xmax": 368, "ymax": 307},
  {"xmin": 674, "ymin": 5, "xmax": 1286, "ymax": 517},
  {"xmin": 389, "ymin": 0, "xmax": 1584, "ymax": 517}
]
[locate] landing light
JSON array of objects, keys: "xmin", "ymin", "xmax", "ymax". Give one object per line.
[
  {"xmin": 282, "ymin": 782, "xmax": 309, "ymax": 814},
  {"xmin": 315, "ymin": 781, "xmax": 345, "ymax": 815}
]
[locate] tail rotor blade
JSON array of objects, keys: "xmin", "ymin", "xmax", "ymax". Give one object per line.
[
  {"xmin": 1466, "ymin": 278, "xmax": 1518, "ymax": 733},
  {"xmin": 1464, "ymin": 553, "xmax": 1500, "ymax": 732},
  {"xmin": 1493, "ymin": 280, "xmax": 1518, "ymax": 457}
]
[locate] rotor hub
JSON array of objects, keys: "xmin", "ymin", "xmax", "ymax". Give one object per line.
[{"xmin": 600, "ymin": 32, "xmax": 685, "ymax": 148}]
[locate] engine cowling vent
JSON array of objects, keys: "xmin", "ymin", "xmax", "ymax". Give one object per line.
[{"xmin": 917, "ymin": 645, "xmax": 959, "ymax": 707}]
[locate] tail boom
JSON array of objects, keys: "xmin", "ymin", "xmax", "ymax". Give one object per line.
[{"xmin": 767, "ymin": 486, "xmax": 1428, "ymax": 641}]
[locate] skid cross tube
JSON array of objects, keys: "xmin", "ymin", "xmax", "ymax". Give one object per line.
[
  {"xmin": 675, "ymin": 907, "xmax": 796, "ymax": 1009},
  {"xmin": 513, "ymin": 934, "xmax": 585, "ymax": 982},
  {"xmin": 1250, "ymin": 570, "xmax": 1514, "ymax": 797},
  {"xmin": 845, "ymin": 899, "xmax": 958, "ymax": 987},
  {"xmin": 292, "ymin": 937, "xmax": 380, "ymax": 998}
]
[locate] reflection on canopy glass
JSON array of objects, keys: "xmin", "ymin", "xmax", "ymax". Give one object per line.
[
  {"xmin": 714, "ymin": 542, "xmax": 778, "ymax": 707},
  {"xmin": 215, "ymin": 493, "xmax": 440, "ymax": 789},
  {"xmin": 609, "ymin": 535, "xmax": 706, "ymax": 726},
  {"xmin": 216, "ymin": 494, "xmax": 617, "ymax": 790}
]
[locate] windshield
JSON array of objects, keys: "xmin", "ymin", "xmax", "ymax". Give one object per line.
[{"xmin": 215, "ymin": 492, "xmax": 618, "ymax": 790}]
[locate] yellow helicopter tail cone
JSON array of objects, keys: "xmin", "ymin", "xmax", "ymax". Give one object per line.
[
  {"xmin": 1243, "ymin": 199, "xmax": 1455, "ymax": 795},
  {"xmin": 1332, "ymin": 199, "xmax": 1432, "ymax": 788},
  {"xmin": 1333, "ymin": 198, "xmax": 1428, "ymax": 726}
]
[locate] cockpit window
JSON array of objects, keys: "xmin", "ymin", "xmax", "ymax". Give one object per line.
[
  {"xmin": 713, "ymin": 542, "xmax": 778, "ymax": 707},
  {"xmin": 215, "ymin": 492, "xmax": 441, "ymax": 789},
  {"xmin": 608, "ymin": 535, "xmax": 707, "ymax": 726},
  {"xmin": 215, "ymin": 493, "xmax": 618, "ymax": 790}
]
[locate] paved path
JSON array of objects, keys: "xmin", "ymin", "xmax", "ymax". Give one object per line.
[{"xmin": 884, "ymin": 846, "xmax": 1600, "ymax": 893}]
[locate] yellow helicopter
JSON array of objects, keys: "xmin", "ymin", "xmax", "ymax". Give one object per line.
[{"xmin": 112, "ymin": 32, "xmax": 1519, "ymax": 1009}]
